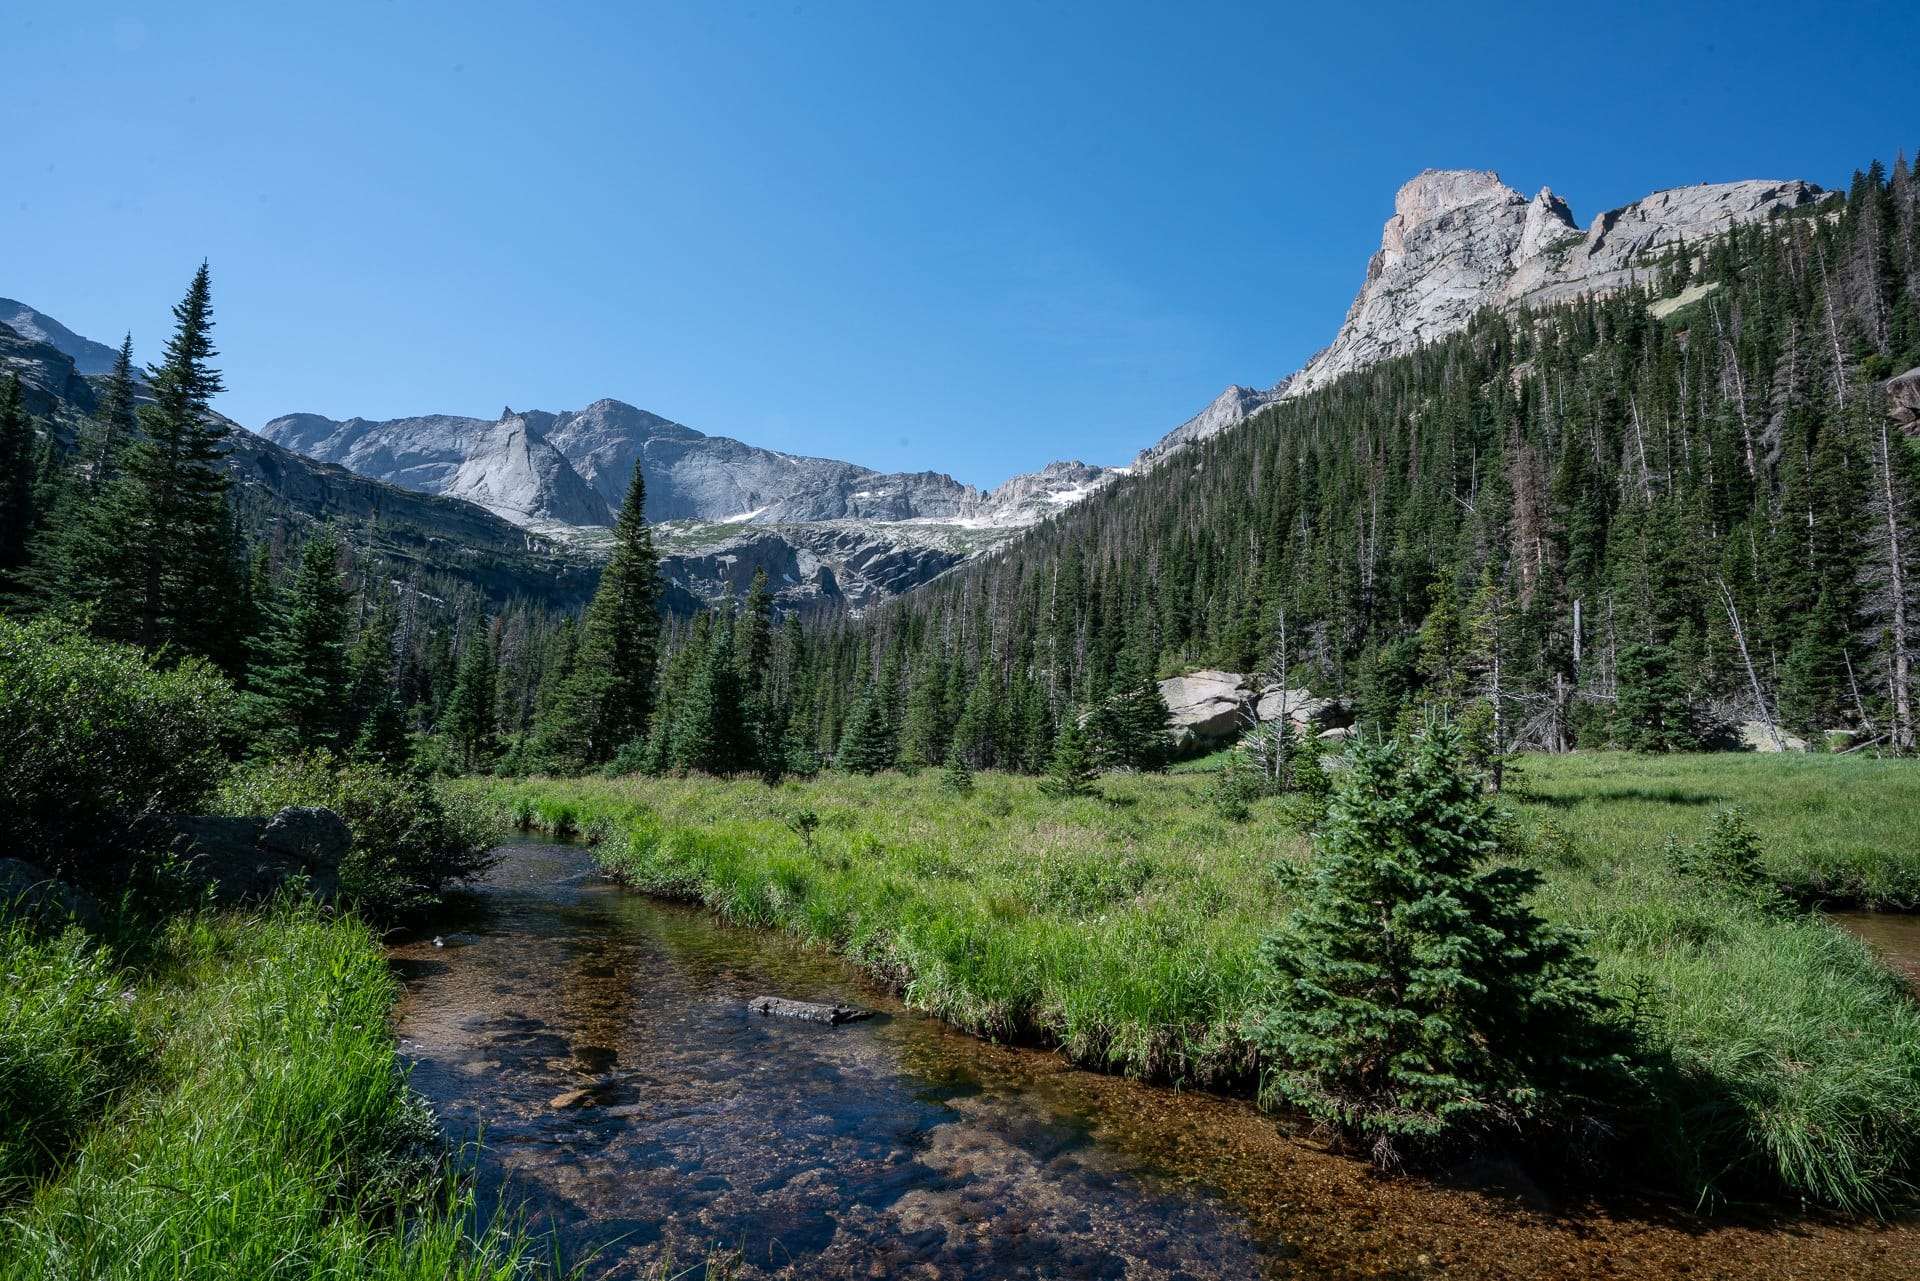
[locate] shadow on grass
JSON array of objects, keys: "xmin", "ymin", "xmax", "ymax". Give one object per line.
[{"xmin": 1533, "ymin": 788, "xmax": 1723, "ymax": 810}]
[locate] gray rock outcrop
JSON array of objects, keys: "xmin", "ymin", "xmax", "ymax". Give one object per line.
[
  {"xmin": 1888, "ymin": 367, "xmax": 1920, "ymax": 436},
  {"xmin": 0, "ymin": 858, "xmax": 103, "ymax": 932},
  {"xmin": 1157, "ymin": 671, "xmax": 1349, "ymax": 754},
  {"xmin": 1157, "ymin": 671, "xmax": 1254, "ymax": 751},
  {"xmin": 134, "ymin": 806, "xmax": 352, "ymax": 903},
  {"xmin": 1145, "ymin": 169, "xmax": 1832, "ymax": 462}
]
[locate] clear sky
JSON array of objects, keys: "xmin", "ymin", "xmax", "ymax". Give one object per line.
[{"xmin": 3, "ymin": 1, "xmax": 1907, "ymax": 488}]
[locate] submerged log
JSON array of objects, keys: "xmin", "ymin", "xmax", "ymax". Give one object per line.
[{"xmin": 747, "ymin": 996, "xmax": 873, "ymax": 1025}]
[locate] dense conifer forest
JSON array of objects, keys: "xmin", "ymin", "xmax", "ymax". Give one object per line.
[{"xmin": 2, "ymin": 157, "xmax": 1916, "ymax": 783}]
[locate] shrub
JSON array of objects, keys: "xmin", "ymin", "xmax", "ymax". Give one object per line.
[
  {"xmin": 1251, "ymin": 728, "xmax": 1632, "ymax": 1168},
  {"xmin": 0, "ymin": 617, "xmax": 234, "ymax": 878},
  {"xmin": 218, "ymin": 754, "xmax": 502, "ymax": 921}
]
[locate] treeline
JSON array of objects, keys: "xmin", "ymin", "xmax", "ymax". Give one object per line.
[
  {"xmin": 6, "ymin": 154, "xmax": 1917, "ymax": 781},
  {"xmin": 736, "ymin": 153, "xmax": 1920, "ymax": 769}
]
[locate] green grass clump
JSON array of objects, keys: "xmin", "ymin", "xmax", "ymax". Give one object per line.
[
  {"xmin": 0, "ymin": 928, "xmax": 147, "ymax": 1196},
  {"xmin": 1520, "ymin": 752, "xmax": 1920, "ymax": 907},
  {"xmin": 0, "ymin": 910, "xmax": 532, "ymax": 1280},
  {"xmin": 466, "ymin": 752, "xmax": 1920, "ymax": 1213}
]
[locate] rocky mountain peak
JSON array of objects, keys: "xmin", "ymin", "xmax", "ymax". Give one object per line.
[{"xmin": 1141, "ymin": 169, "xmax": 1831, "ymax": 463}]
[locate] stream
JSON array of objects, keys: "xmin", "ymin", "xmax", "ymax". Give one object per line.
[{"xmin": 391, "ymin": 842, "xmax": 1920, "ymax": 1279}]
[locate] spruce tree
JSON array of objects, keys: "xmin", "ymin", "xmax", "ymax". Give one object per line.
[
  {"xmin": 552, "ymin": 464, "xmax": 662, "ymax": 765},
  {"xmin": 939, "ymin": 743, "xmax": 974, "ymax": 795},
  {"xmin": 667, "ymin": 617, "xmax": 753, "ymax": 774},
  {"xmin": 248, "ymin": 524, "xmax": 353, "ymax": 751},
  {"xmin": 443, "ymin": 625, "xmax": 499, "ymax": 772},
  {"xmin": 97, "ymin": 263, "xmax": 239, "ymax": 662},
  {"xmin": 1252, "ymin": 728, "xmax": 1623, "ymax": 1164},
  {"xmin": 834, "ymin": 680, "xmax": 896, "ymax": 774},
  {"xmin": 1038, "ymin": 718, "xmax": 1098, "ymax": 798},
  {"xmin": 0, "ymin": 376, "xmax": 35, "ymax": 591},
  {"xmin": 1084, "ymin": 656, "xmax": 1171, "ymax": 771}
]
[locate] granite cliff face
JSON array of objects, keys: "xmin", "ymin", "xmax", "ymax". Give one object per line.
[
  {"xmin": 260, "ymin": 400, "xmax": 1106, "ymax": 529},
  {"xmin": 1146, "ymin": 169, "xmax": 1833, "ymax": 460},
  {"xmin": 1286, "ymin": 169, "xmax": 1832, "ymax": 398},
  {"xmin": 259, "ymin": 399, "xmax": 1123, "ymax": 609}
]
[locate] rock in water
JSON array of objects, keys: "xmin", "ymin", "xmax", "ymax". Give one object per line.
[{"xmin": 747, "ymin": 996, "xmax": 873, "ymax": 1025}]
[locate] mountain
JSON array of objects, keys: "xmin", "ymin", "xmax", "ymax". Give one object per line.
[
  {"xmin": 261, "ymin": 399, "xmax": 1119, "ymax": 529},
  {"xmin": 1, "ymin": 315, "xmax": 607, "ymax": 611},
  {"xmin": 0, "ymin": 298, "xmax": 122, "ymax": 375},
  {"xmin": 1143, "ymin": 169, "xmax": 1833, "ymax": 461},
  {"xmin": 258, "ymin": 398, "xmax": 1125, "ymax": 609}
]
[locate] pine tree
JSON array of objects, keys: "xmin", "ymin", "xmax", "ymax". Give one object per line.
[
  {"xmin": 248, "ymin": 524, "xmax": 353, "ymax": 751},
  {"xmin": 667, "ymin": 617, "xmax": 753, "ymax": 774},
  {"xmin": 0, "ymin": 376, "xmax": 35, "ymax": 592},
  {"xmin": 1252, "ymin": 728, "xmax": 1623, "ymax": 1164},
  {"xmin": 83, "ymin": 336, "xmax": 138, "ymax": 494},
  {"xmin": 443, "ymin": 625, "xmax": 499, "ymax": 771},
  {"xmin": 95, "ymin": 264, "xmax": 239, "ymax": 663},
  {"xmin": 1084, "ymin": 654, "xmax": 1172, "ymax": 771},
  {"xmin": 1038, "ymin": 718, "xmax": 1099, "ymax": 798},
  {"xmin": 834, "ymin": 680, "xmax": 896, "ymax": 774},
  {"xmin": 939, "ymin": 743, "xmax": 974, "ymax": 795},
  {"xmin": 551, "ymin": 464, "xmax": 662, "ymax": 765}
]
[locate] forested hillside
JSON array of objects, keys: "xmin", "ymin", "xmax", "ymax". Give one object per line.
[
  {"xmin": 730, "ymin": 155, "xmax": 1920, "ymax": 770},
  {"xmin": 4, "ymin": 159, "xmax": 1916, "ymax": 781}
]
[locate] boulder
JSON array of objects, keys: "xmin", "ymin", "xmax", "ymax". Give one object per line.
[
  {"xmin": 0, "ymin": 858, "xmax": 102, "ymax": 932},
  {"xmin": 1888, "ymin": 366, "xmax": 1920, "ymax": 437},
  {"xmin": 1735, "ymin": 722, "xmax": 1810, "ymax": 753},
  {"xmin": 260, "ymin": 806, "xmax": 352, "ymax": 869},
  {"xmin": 134, "ymin": 806, "xmax": 350, "ymax": 903},
  {"xmin": 747, "ymin": 996, "xmax": 873, "ymax": 1025},
  {"xmin": 1251, "ymin": 687, "xmax": 1349, "ymax": 729},
  {"xmin": 1157, "ymin": 670, "xmax": 1254, "ymax": 752}
]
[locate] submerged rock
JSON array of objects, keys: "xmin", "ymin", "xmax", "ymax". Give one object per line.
[{"xmin": 748, "ymin": 996, "xmax": 874, "ymax": 1025}]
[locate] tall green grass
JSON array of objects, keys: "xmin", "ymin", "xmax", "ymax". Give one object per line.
[
  {"xmin": 0, "ymin": 911, "xmax": 533, "ymax": 1280},
  {"xmin": 465, "ymin": 755, "xmax": 1920, "ymax": 1214},
  {"xmin": 1520, "ymin": 752, "xmax": 1920, "ymax": 907}
]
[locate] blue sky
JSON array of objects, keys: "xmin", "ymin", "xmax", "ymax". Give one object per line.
[{"xmin": 3, "ymin": 1, "xmax": 1906, "ymax": 488}]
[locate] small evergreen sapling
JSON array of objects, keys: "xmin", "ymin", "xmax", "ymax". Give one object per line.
[
  {"xmin": 1038, "ymin": 719, "xmax": 1098, "ymax": 799},
  {"xmin": 939, "ymin": 745, "xmax": 974, "ymax": 795},
  {"xmin": 1252, "ymin": 727, "xmax": 1626, "ymax": 1167}
]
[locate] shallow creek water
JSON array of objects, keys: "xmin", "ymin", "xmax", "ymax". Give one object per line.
[{"xmin": 391, "ymin": 843, "xmax": 1920, "ymax": 1279}]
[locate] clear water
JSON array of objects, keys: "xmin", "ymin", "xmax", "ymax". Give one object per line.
[{"xmin": 391, "ymin": 842, "xmax": 1920, "ymax": 1280}]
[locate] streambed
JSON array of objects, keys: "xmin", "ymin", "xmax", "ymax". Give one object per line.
[{"xmin": 391, "ymin": 843, "xmax": 1920, "ymax": 1279}]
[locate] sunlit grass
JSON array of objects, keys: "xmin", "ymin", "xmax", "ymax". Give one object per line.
[
  {"xmin": 0, "ymin": 911, "xmax": 537, "ymax": 1280},
  {"xmin": 468, "ymin": 753, "xmax": 1920, "ymax": 1213}
]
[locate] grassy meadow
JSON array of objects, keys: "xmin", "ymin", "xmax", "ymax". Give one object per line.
[
  {"xmin": 469, "ymin": 752, "xmax": 1920, "ymax": 1214},
  {"xmin": 0, "ymin": 910, "xmax": 531, "ymax": 1281}
]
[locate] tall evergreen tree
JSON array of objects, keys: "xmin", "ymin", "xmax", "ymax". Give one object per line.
[
  {"xmin": 667, "ymin": 616, "xmax": 753, "ymax": 774},
  {"xmin": 0, "ymin": 376, "xmax": 35, "ymax": 591},
  {"xmin": 248, "ymin": 525, "xmax": 353, "ymax": 751},
  {"xmin": 550, "ymin": 465, "xmax": 663, "ymax": 765},
  {"xmin": 834, "ymin": 679, "xmax": 897, "ymax": 774},
  {"xmin": 443, "ymin": 624, "xmax": 500, "ymax": 771},
  {"xmin": 93, "ymin": 264, "xmax": 240, "ymax": 663}
]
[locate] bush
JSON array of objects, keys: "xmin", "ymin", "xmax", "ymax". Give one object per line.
[
  {"xmin": 0, "ymin": 926, "xmax": 147, "ymax": 1196},
  {"xmin": 1251, "ymin": 728, "xmax": 1632, "ymax": 1168},
  {"xmin": 217, "ymin": 754, "xmax": 502, "ymax": 921},
  {"xmin": 0, "ymin": 617, "xmax": 234, "ymax": 878}
]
